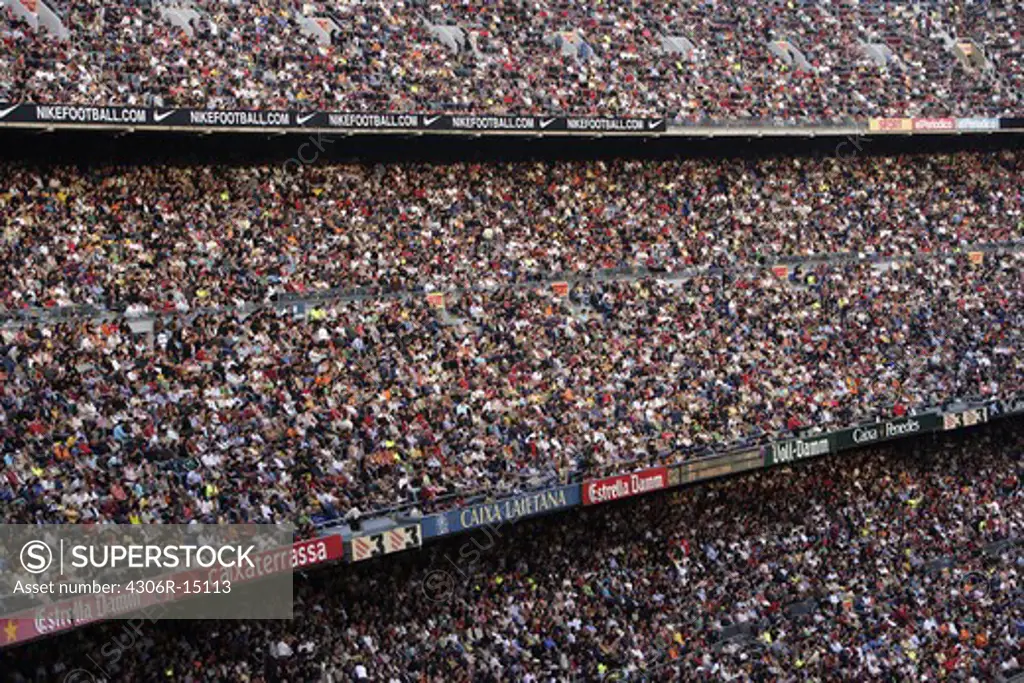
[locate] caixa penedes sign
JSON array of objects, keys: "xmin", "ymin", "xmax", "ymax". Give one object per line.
[{"xmin": 850, "ymin": 417, "xmax": 923, "ymax": 445}]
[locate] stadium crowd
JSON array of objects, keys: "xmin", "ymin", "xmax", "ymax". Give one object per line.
[
  {"xmin": 1, "ymin": 2, "xmax": 1022, "ymax": 680},
  {"xmin": 0, "ymin": 253, "xmax": 1020, "ymax": 528},
  {"xmin": 0, "ymin": 151, "xmax": 1021, "ymax": 312},
  {"xmin": 7, "ymin": 421, "xmax": 1023, "ymax": 682},
  {"xmin": 0, "ymin": 0, "xmax": 1021, "ymax": 120}
]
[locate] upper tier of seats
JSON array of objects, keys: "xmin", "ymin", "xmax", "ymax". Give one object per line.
[{"xmin": 1, "ymin": 0, "xmax": 1021, "ymax": 120}]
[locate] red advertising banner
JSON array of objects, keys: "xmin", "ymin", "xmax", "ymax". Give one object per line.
[
  {"xmin": 912, "ymin": 118, "xmax": 955, "ymax": 131},
  {"xmin": 583, "ymin": 466, "xmax": 669, "ymax": 505},
  {"xmin": 0, "ymin": 535, "xmax": 344, "ymax": 648}
]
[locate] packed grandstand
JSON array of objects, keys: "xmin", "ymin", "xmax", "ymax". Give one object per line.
[
  {"xmin": 0, "ymin": 0, "xmax": 1021, "ymax": 121},
  {"xmin": 0, "ymin": 152, "xmax": 1019, "ymax": 532},
  {"xmin": 0, "ymin": 0, "xmax": 1023, "ymax": 681},
  {"xmin": 4, "ymin": 423, "xmax": 1023, "ymax": 681},
  {"xmin": 0, "ymin": 153, "xmax": 1021, "ymax": 309},
  {"xmin": 0, "ymin": 146, "xmax": 1020, "ymax": 678}
]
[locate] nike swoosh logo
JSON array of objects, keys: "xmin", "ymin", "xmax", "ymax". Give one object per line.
[
  {"xmin": 153, "ymin": 110, "xmax": 175, "ymax": 122},
  {"xmin": 423, "ymin": 115, "xmax": 441, "ymax": 126},
  {"xmin": 0, "ymin": 104, "xmax": 19, "ymax": 120},
  {"xmin": 296, "ymin": 113, "xmax": 316, "ymax": 125},
  {"xmin": 540, "ymin": 118, "xmax": 556, "ymax": 128},
  {"xmin": 648, "ymin": 119, "xmax": 664, "ymax": 130}
]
